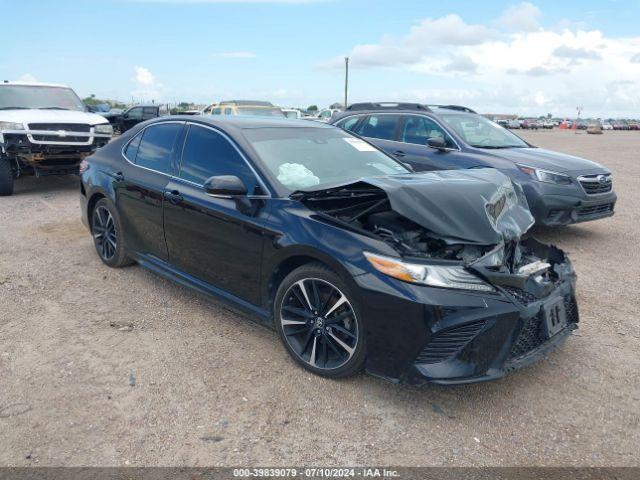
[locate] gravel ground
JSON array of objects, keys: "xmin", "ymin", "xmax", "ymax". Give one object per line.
[{"xmin": 0, "ymin": 129, "xmax": 638, "ymax": 467}]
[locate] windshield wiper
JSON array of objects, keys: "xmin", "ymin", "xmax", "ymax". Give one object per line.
[
  {"xmin": 38, "ymin": 106, "xmax": 71, "ymax": 110},
  {"xmin": 0, "ymin": 106, "xmax": 28, "ymax": 110}
]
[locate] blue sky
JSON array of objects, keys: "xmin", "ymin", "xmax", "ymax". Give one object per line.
[{"xmin": 3, "ymin": 0, "xmax": 640, "ymax": 116}]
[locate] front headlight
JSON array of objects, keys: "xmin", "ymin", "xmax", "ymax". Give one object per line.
[
  {"xmin": 94, "ymin": 123, "xmax": 113, "ymax": 135},
  {"xmin": 364, "ymin": 252, "xmax": 494, "ymax": 292},
  {"xmin": 0, "ymin": 121, "xmax": 25, "ymax": 131},
  {"xmin": 517, "ymin": 164, "xmax": 572, "ymax": 185}
]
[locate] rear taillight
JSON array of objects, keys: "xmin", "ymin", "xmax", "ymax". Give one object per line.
[{"xmin": 79, "ymin": 159, "xmax": 90, "ymax": 174}]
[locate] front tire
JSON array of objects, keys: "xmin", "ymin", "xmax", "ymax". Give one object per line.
[
  {"xmin": 91, "ymin": 198, "xmax": 134, "ymax": 268},
  {"xmin": 274, "ymin": 263, "xmax": 366, "ymax": 379},
  {"xmin": 0, "ymin": 157, "xmax": 15, "ymax": 196}
]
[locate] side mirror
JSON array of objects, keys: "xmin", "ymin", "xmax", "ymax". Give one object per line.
[
  {"xmin": 427, "ymin": 136, "xmax": 447, "ymax": 151},
  {"xmin": 203, "ymin": 175, "xmax": 248, "ymax": 197}
]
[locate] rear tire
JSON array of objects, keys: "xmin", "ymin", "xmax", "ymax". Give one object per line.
[
  {"xmin": 274, "ymin": 263, "xmax": 366, "ymax": 379},
  {"xmin": 0, "ymin": 157, "xmax": 15, "ymax": 196},
  {"xmin": 90, "ymin": 198, "xmax": 134, "ymax": 268}
]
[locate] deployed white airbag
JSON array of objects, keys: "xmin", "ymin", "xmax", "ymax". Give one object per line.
[{"xmin": 277, "ymin": 163, "xmax": 320, "ymax": 189}]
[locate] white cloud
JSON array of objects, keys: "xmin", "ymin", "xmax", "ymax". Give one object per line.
[
  {"xmin": 134, "ymin": 66, "xmax": 156, "ymax": 86},
  {"xmin": 131, "ymin": 66, "xmax": 163, "ymax": 101},
  {"xmin": 15, "ymin": 73, "xmax": 38, "ymax": 83},
  {"xmin": 406, "ymin": 14, "xmax": 498, "ymax": 46},
  {"xmin": 318, "ymin": 14, "xmax": 497, "ymax": 69},
  {"xmin": 499, "ymin": 2, "xmax": 541, "ymax": 32},
  {"xmin": 212, "ymin": 51, "xmax": 257, "ymax": 58},
  {"xmin": 553, "ymin": 45, "xmax": 601, "ymax": 60},
  {"xmin": 444, "ymin": 55, "xmax": 478, "ymax": 73},
  {"xmin": 318, "ymin": 3, "xmax": 640, "ymax": 116}
]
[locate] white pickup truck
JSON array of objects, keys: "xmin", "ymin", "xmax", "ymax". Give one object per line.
[{"xmin": 0, "ymin": 82, "xmax": 113, "ymax": 196}]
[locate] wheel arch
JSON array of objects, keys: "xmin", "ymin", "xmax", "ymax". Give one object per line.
[
  {"xmin": 86, "ymin": 191, "xmax": 107, "ymax": 228},
  {"xmin": 264, "ymin": 248, "xmax": 357, "ymax": 323}
]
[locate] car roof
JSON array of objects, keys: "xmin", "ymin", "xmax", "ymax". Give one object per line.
[
  {"xmin": 333, "ymin": 104, "xmax": 474, "ymax": 122},
  {"xmin": 158, "ymin": 114, "xmax": 333, "ymax": 130},
  {"xmin": 1, "ymin": 81, "xmax": 71, "ymax": 88},
  {"xmin": 219, "ymin": 100, "xmax": 274, "ymax": 107}
]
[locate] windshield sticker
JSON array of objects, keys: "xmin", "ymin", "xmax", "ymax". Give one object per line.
[{"xmin": 343, "ymin": 137, "xmax": 377, "ymax": 152}]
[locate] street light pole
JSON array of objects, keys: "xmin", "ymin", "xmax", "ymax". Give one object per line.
[{"xmin": 344, "ymin": 56, "xmax": 349, "ymax": 110}]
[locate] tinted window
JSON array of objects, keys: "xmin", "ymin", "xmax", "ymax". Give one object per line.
[
  {"xmin": 224, "ymin": 108, "xmax": 233, "ymax": 115},
  {"xmin": 143, "ymin": 107, "xmax": 157, "ymax": 115},
  {"xmin": 212, "ymin": 108, "xmax": 222, "ymax": 115},
  {"xmin": 357, "ymin": 114, "xmax": 400, "ymax": 141},
  {"xmin": 135, "ymin": 123, "xmax": 182, "ymax": 174},
  {"xmin": 124, "ymin": 131, "xmax": 142, "ymax": 162},
  {"xmin": 401, "ymin": 115, "xmax": 455, "ymax": 148},
  {"xmin": 336, "ymin": 116, "xmax": 360, "ymax": 132},
  {"xmin": 127, "ymin": 107, "xmax": 143, "ymax": 120},
  {"xmin": 179, "ymin": 125, "xmax": 257, "ymax": 190}
]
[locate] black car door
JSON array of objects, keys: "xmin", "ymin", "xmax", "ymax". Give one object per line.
[
  {"xmin": 394, "ymin": 115, "xmax": 475, "ymax": 171},
  {"xmin": 142, "ymin": 106, "xmax": 158, "ymax": 122},
  {"xmin": 122, "ymin": 107, "xmax": 143, "ymax": 132},
  {"xmin": 163, "ymin": 123, "xmax": 269, "ymax": 306},
  {"xmin": 116, "ymin": 121, "xmax": 185, "ymax": 261}
]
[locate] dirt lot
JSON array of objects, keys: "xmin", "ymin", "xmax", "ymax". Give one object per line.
[{"xmin": 0, "ymin": 129, "xmax": 638, "ymax": 467}]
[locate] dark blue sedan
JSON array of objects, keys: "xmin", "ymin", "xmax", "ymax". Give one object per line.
[{"xmin": 332, "ymin": 103, "xmax": 616, "ymax": 226}]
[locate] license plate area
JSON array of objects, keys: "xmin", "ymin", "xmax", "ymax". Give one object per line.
[{"xmin": 542, "ymin": 297, "xmax": 567, "ymax": 338}]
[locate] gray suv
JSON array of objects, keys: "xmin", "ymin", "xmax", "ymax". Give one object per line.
[{"xmin": 331, "ymin": 103, "xmax": 616, "ymax": 226}]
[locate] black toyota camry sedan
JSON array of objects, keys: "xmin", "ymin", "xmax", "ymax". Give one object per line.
[{"xmin": 80, "ymin": 116, "xmax": 579, "ymax": 385}]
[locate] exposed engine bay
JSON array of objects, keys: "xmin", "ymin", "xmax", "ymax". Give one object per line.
[{"xmin": 293, "ymin": 169, "xmax": 575, "ymax": 295}]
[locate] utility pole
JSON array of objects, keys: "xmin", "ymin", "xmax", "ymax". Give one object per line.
[{"xmin": 344, "ymin": 57, "xmax": 349, "ymax": 110}]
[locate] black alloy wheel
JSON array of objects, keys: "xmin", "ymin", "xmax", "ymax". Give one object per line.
[
  {"xmin": 90, "ymin": 198, "xmax": 133, "ymax": 268},
  {"xmin": 276, "ymin": 266, "xmax": 364, "ymax": 377},
  {"xmin": 92, "ymin": 205, "xmax": 117, "ymax": 262}
]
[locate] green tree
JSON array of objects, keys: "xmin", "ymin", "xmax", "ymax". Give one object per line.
[
  {"xmin": 307, "ymin": 105, "xmax": 318, "ymax": 112},
  {"xmin": 81, "ymin": 95, "xmax": 126, "ymax": 110}
]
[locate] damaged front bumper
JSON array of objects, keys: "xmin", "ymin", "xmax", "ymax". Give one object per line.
[
  {"xmin": 1, "ymin": 131, "xmax": 111, "ymax": 176},
  {"xmin": 354, "ymin": 241, "xmax": 579, "ymax": 386}
]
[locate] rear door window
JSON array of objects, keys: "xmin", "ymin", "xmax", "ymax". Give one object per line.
[
  {"xmin": 135, "ymin": 123, "xmax": 183, "ymax": 174},
  {"xmin": 124, "ymin": 131, "xmax": 143, "ymax": 162},
  {"xmin": 356, "ymin": 114, "xmax": 401, "ymax": 141}
]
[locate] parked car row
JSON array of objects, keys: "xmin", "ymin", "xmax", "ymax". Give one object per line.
[
  {"xmin": 2, "ymin": 86, "xmax": 618, "ymax": 386},
  {"xmin": 496, "ymin": 118, "xmax": 555, "ymax": 130}
]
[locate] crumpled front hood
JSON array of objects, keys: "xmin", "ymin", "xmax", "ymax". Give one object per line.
[{"xmin": 360, "ymin": 169, "xmax": 535, "ymax": 245}]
